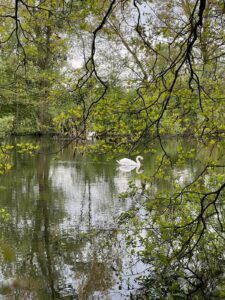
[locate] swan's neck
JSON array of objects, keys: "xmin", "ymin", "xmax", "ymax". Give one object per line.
[
  {"xmin": 136, "ymin": 165, "xmax": 142, "ymax": 174},
  {"xmin": 136, "ymin": 157, "xmax": 141, "ymax": 166}
]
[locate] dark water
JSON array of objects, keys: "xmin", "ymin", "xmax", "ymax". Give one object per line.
[{"xmin": 0, "ymin": 137, "xmax": 199, "ymax": 299}]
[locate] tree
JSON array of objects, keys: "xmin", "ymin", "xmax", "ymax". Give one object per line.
[
  {"xmin": 1, "ymin": 0, "xmax": 225, "ymax": 297},
  {"xmin": 0, "ymin": 0, "xmax": 80, "ymax": 133}
]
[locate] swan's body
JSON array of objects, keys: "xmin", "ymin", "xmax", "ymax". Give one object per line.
[{"xmin": 117, "ymin": 156, "xmax": 143, "ymax": 167}]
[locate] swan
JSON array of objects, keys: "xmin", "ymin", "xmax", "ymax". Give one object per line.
[{"xmin": 117, "ymin": 156, "xmax": 143, "ymax": 167}]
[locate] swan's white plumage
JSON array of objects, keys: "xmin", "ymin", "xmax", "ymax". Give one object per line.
[{"xmin": 116, "ymin": 156, "xmax": 143, "ymax": 167}]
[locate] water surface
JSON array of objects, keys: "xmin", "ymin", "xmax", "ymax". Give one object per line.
[{"xmin": 0, "ymin": 137, "xmax": 199, "ymax": 299}]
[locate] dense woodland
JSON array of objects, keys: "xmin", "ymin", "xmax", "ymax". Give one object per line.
[{"xmin": 1, "ymin": 0, "xmax": 225, "ymax": 298}]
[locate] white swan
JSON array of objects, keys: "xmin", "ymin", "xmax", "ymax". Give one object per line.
[{"xmin": 117, "ymin": 156, "xmax": 143, "ymax": 167}]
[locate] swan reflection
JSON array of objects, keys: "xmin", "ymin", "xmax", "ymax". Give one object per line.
[{"xmin": 117, "ymin": 164, "xmax": 143, "ymax": 174}]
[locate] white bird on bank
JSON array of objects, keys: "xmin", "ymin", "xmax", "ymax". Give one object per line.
[
  {"xmin": 87, "ymin": 131, "xmax": 96, "ymax": 141},
  {"xmin": 117, "ymin": 156, "xmax": 144, "ymax": 167}
]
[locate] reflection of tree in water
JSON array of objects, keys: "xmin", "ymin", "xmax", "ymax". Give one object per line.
[
  {"xmin": 74, "ymin": 235, "xmax": 115, "ymax": 299},
  {"xmin": 0, "ymin": 140, "xmax": 125, "ymax": 299},
  {"xmin": 75, "ymin": 167, "xmax": 116, "ymax": 298},
  {"xmin": 30, "ymin": 153, "xmax": 61, "ymax": 299}
]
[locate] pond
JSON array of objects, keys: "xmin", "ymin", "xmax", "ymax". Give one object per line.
[{"xmin": 0, "ymin": 136, "xmax": 214, "ymax": 299}]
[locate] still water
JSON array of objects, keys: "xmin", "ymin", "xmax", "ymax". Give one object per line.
[{"xmin": 0, "ymin": 137, "xmax": 197, "ymax": 299}]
